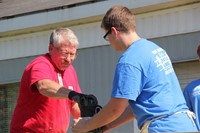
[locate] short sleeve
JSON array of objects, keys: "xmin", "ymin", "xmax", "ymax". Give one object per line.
[
  {"xmin": 30, "ymin": 61, "xmax": 54, "ymax": 89},
  {"xmin": 112, "ymin": 63, "xmax": 142, "ymax": 101}
]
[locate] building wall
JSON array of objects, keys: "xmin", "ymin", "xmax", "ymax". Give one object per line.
[
  {"xmin": 0, "ymin": 32, "xmax": 199, "ymax": 132},
  {"xmin": 1, "ymin": 1, "xmax": 200, "ymax": 61},
  {"xmin": 1, "ymin": 0, "xmax": 200, "ymax": 133},
  {"xmin": 1, "ymin": 31, "xmax": 199, "ymax": 86},
  {"xmin": 174, "ymin": 61, "xmax": 200, "ymax": 89}
]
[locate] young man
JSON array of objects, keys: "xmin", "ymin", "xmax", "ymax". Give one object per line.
[
  {"xmin": 183, "ymin": 44, "xmax": 200, "ymax": 131},
  {"xmin": 72, "ymin": 6, "xmax": 198, "ymax": 133},
  {"xmin": 10, "ymin": 28, "xmax": 83, "ymax": 133}
]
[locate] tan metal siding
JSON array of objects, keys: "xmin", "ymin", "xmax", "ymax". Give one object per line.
[{"xmin": 174, "ymin": 61, "xmax": 200, "ymax": 89}]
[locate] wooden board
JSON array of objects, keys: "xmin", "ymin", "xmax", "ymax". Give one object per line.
[{"xmin": 0, "ymin": 0, "xmax": 94, "ymax": 18}]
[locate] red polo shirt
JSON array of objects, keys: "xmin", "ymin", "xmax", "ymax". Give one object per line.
[{"xmin": 10, "ymin": 54, "xmax": 81, "ymax": 133}]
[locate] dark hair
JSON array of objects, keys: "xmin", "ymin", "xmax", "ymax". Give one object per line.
[
  {"xmin": 197, "ymin": 44, "xmax": 200, "ymax": 58},
  {"xmin": 101, "ymin": 5, "xmax": 136, "ymax": 33}
]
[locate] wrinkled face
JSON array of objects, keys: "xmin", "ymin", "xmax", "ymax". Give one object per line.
[{"xmin": 49, "ymin": 40, "xmax": 77, "ymax": 71}]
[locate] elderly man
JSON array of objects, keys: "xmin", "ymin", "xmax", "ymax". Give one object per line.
[{"xmin": 10, "ymin": 28, "xmax": 82, "ymax": 133}]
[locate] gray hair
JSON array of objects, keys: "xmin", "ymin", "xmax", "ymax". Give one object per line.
[{"xmin": 49, "ymin": 28, "xmax": 79, "ymax": 47}]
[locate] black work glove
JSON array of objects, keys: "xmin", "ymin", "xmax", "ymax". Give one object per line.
[
  {"xmin": 69, "ymin": 91, "xmax": 102, "ymax": 117},
  {"xmin": 69, "ymin": 91, "xmax": 103, "ymax": 133}
]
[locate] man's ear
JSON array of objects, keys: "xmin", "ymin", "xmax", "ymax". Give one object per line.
[
  {"xmin": 49, "ymin": 44, "xmax": 54, "ymax": 52},
  {"xmin": 111, "ymin": 27, "xmax": 120, "ymax": 37}
]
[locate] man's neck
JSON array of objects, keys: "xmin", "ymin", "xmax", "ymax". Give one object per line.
[{"xmin": 123, "ymin": 32, "xmax": 141, "ymax": 50}]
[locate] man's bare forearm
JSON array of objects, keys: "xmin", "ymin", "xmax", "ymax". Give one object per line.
[
  {"xmin": 103, "ymin": 105, "xmax": 135, "ymax": 132},
  {"xmin": 36, "ymin": 79, "xmax": 71, "ymax": 98}
]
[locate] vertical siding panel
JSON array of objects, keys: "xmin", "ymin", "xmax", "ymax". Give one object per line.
[
  {"xmin": 74, "ymin": 45, "xmax": 135, "ymax": 133},
  {"xmin": 0, "ymin": 40, "xmax": 6, "ymax": 59},
  {"xmin": 174, "ymin": 61, "xmax": 200, "ymax": 89}
]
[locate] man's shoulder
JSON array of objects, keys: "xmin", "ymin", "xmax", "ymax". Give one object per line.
[
  {"xmin": 30, "ymin": 54, "xmax": 50, "ymax": 64},
  {"xmin": 188, "ymin": 79, "xmax": 200, "ymax": 86},
  {"xmin": 184, "ymin": 79, "xmax": 200, "ymax": 91},
  {"xmin": 25, "ymin": 54, "xmax": 51, "ymax": 70}
]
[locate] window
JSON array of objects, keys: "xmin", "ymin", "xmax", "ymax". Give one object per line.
[{"xmin": 0, "ymin": 83, "xmax": 19, "ymax": 133}]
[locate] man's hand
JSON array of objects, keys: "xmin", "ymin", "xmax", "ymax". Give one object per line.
[
  {"xmin": 72, "ymin": 117, "xmax": 90, "ymax": 133},
  {"xmin": 72, "ymin": 117, "xmax": 104, "ymax": 133}
]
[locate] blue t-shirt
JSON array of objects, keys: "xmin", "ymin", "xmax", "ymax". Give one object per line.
[
  {"xmin": 183, "ymin": 79, "xmax": 200, "ymax": 130},
  {"xmin": 111, "ymin": 38, "xmax": 194, "ymax": 132}
]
